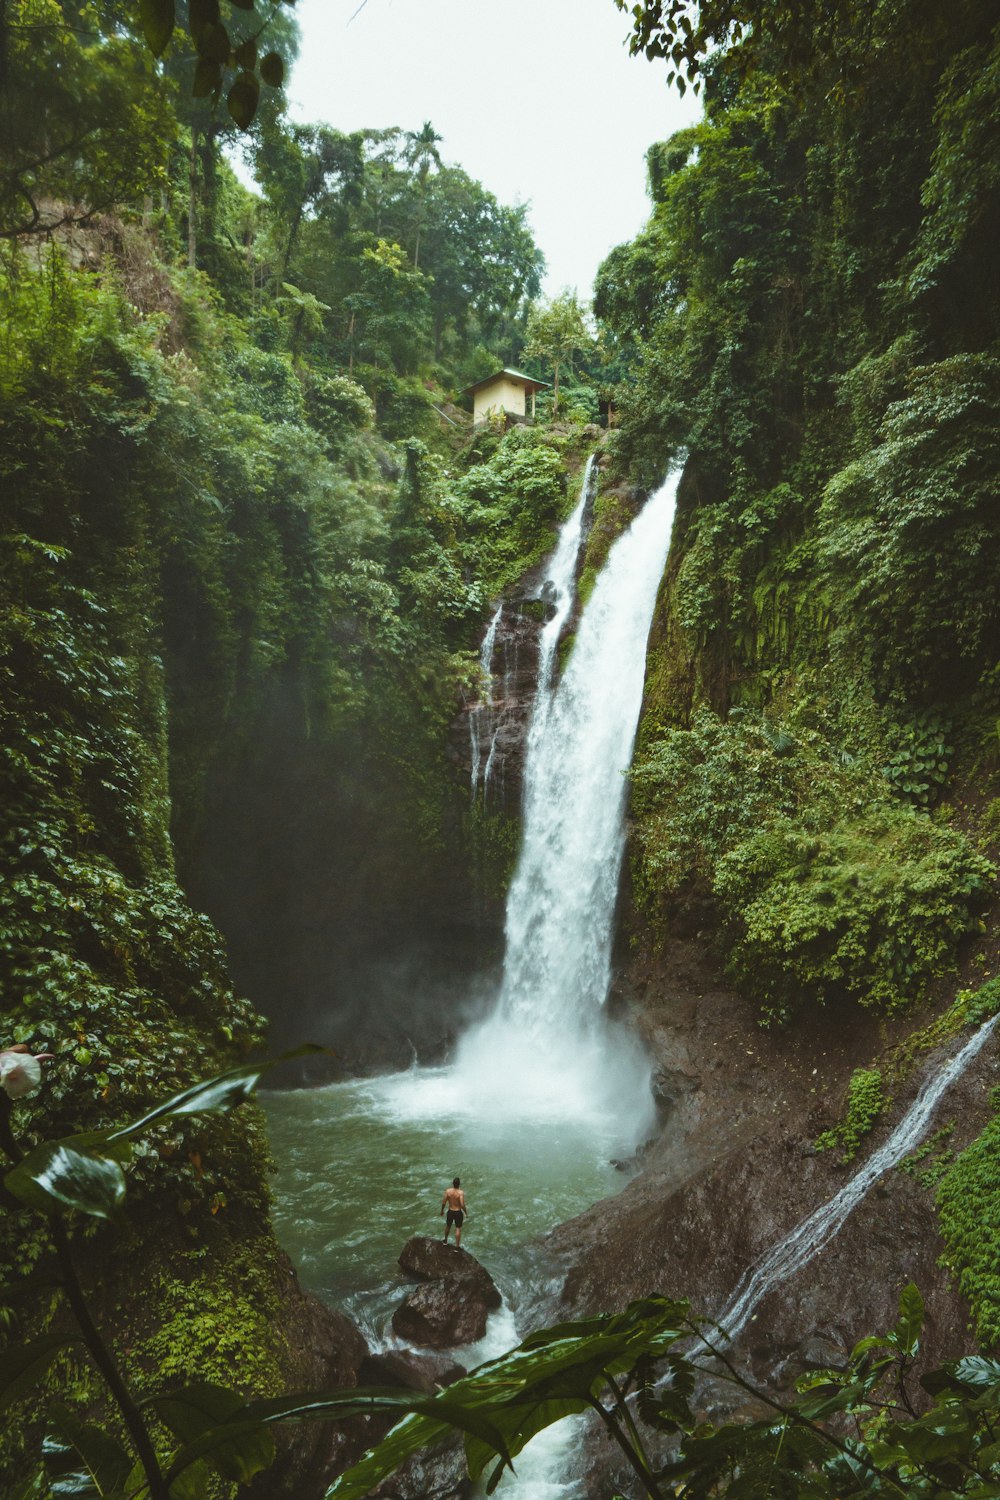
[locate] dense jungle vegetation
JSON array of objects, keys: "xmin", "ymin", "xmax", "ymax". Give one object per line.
[
  {"xmin": 3, "ymin": 0, "xmax": 1000, "ymax": 1493},
  {"xmin": 0, "ymin": 0, "xmax": 600, "ymax": 1487},
  {"xmin": 599, "ymin": 0, "xmax": 1000, "ymax": 1339}
]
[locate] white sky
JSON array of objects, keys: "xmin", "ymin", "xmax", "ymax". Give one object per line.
[{"xmin": 282, "ymin": 0, "xmax": 701, "ymax": 296}]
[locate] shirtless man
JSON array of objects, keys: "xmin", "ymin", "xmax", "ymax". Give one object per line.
[{"xmin": 440, "ymin": 1176, "xmax": 467, "ymax": 1246}]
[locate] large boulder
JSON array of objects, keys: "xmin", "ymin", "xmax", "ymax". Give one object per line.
[
  {"xmin": 398, "ymin": 1236, "xmax": 501, "ymax": 1308},
  {"xmin": 391, "ymin": 1276, "xmax": 495, "ymax": 1349}
]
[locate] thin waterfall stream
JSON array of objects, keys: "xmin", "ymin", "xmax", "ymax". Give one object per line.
[
  {"xmin": 716, "ymin": 1012, "xmax": 1000, "ymax": 1343},
  {"xmin": 262, "ymin": 464, "xmax": 679, "ymax": 1495}
]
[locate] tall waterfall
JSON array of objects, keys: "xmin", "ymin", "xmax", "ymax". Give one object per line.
[
  {"xmin": 456, "ymin": 470, "xmax": 679, "ymax": 1134},
  {"xmin": 718, "ymin": 1013, "xmax": 999, "ymax": 1342}
]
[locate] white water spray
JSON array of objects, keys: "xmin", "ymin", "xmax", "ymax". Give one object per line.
[{"xmin": 718, "ymin": 1014, "xmax": 999, "ymax": 1341}]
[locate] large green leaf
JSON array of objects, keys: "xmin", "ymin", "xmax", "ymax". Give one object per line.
[
  {"xmin": 891, "ymin": 1282, "xmax": 924, "ymax": 1358},
  {"xmin": 6, "ymin": 1054, "xmax": 321, "ymax": 1221},
  {"xmin": 107, "ymin": 1047, "xmax": 323, "ymax": 1143},
  {"xmin": 154, "ymin": 1381, "xmax": 274, "ymax": 1483},
  {"xmin": 5, "ymin": 1143, "xmax": 126, "ymax": 1219},
  {"xmin": 138, "ymin": 0, "xmax": 173, "ymax": 55},
  {"xmin": 327, "ymin": 1297, "xmax": 689, "ymax": 1498},
  {"xmin": 227, "ymin": 71, "xmax": 260, "ymax": 130},
  {"xmin": 922, "ymin": 1355, "xmax": 1000, "ymax": 1398},
  {"xmin": 43, "ymin": 1403, "xmax": 133, "ymax": 1496},
  {"xmin": 165, "ymin": 1386, "xmax": 513, "ymax": 1491},
  {"xmin": 323, "ymin": 1410, "xmax": 454, "ymax": 1500},
  {"xmin": 0, "ymin": 1335, "xmax": 79, "ymax": 1415}
]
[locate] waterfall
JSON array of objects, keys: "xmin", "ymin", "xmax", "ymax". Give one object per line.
[
  {"xmin": 531, "ymin": 453, "xmax": 595, "ymax": 699},
  {"xmin": 455, "ymin": 469, "xmax": 679, "ymax": 1132},
  {"xmin": 469, "ymin": 457, "xmax": 595, "ymax": 805},
  {"xmin": 717, "ymin": 1014, "xmax": 999, "ymax": 1342},
  {"xmin": 469, "ymin": 603, "xmax": 503, "ymax": 799}
]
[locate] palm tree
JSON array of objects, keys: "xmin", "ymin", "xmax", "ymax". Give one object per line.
[{"xmin": 402, "ymin": 121, "xmax": 442, "ymax": 269}]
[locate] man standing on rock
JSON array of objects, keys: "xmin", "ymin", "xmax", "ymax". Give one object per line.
[{"xmin": 440, "ymin": 1176, "xmax": 467, "ymax": 1246}]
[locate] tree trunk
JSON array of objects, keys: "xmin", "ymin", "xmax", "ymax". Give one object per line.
[
  {"xmin": 200, "ymin": 125, "xmax": 218, "ymax": 246},
  {"xmin": 281, "ymin": 201, "xmax": 304, "ymax": 283},
  {"xmin": 553, "ymin": 359, "xmax": 560, "ymax": 417},
  {"xmin": 187, "ymin": 131, "xmax": 198, "ymax": 269}
]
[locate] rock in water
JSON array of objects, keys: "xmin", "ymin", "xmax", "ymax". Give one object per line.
[
  {"xmin": 398, "ymin": 1235, "xmax": 502, "ymax": 1307},
  {"xmin": 392, "ymin": 1276, "xmax": 494, "ymax": 1348}
]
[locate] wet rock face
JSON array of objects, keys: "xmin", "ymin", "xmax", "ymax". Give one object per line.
[
  {"xmin": 398, "ymin": 1235, "xmax": 502, "ymax": 1307},
  {"xmin": 244, "ymin": 1257, "xmax": 372, "ymax": 1499},
  {"xmin": 453, "ymin": 595, "xmax": 545, "ymax": 817},
  {"xmin": 391, "ymin": 1237, "xmax": 502, "ymax": 1348},
  {"xmin": 368, "ymin": 1441, "xmax": 472, "ymax": 1499},
  {"xmin": 392, "ymin": 1274, "xmax": 495, "ymax": 1348},
  {"xmin": 547, "ymin": 936, "xmax": 999, "ymax": 1404}
]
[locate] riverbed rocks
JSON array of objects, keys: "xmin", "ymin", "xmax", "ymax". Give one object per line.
[{"xmin": 391, "ymin": 1236, "xmax": 501, "ymax": 1348}]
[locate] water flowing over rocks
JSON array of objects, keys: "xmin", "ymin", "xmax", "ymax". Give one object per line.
[
  {"xmin": 453, "ymin": 592, "xmax": 546, "ymax": 818},
  {"xmin": 454, "ymin": 455, "xmax": 600, "ymax": 826}
]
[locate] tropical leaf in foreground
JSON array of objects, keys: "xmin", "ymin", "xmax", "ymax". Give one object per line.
[{"xmin": 324, "ymin": 1296, "xmax": 689, "ymax": 1498}]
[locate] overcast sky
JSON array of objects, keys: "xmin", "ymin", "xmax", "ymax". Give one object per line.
[{"xmin": 282, "ymin": 0, "xmax": 701, "ymax": 297}]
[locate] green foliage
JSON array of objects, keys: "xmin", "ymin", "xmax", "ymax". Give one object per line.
[
  {"xmin": 452, "ymin": 426, "xmax": 568, "ymax": 597},
  {"xmin": 631, "ymin": 706, "xmax": 993, "ymax": 1019},
  {"xmin": 465, "ymin": 803, "xmax": 521, "ymax": 904},
  {"xmin": 820, "ymin": 354, "xmax": 1000, "ymax": 697},
  {"xmin": 577, "ymin": 485, "xmax": 640, "ymax": 606},
  {"xmin": 882, "ymin": 711, "xmax": 953, "ymax": 809},
  {"xmin": 144, "ymin": 0, "xmax": 297, "ymax": 131},
  {"xmin": 328, "ymin": 1295, "xmax": 692, "ymax": 1499},
  {"xmin": 2, "ymin": 0, "xmax": 176, "ymax": 235},
  {"xmin": 899, "ymin": 1123, "xmax": 955, "ymax": 1190},
  {"xmin": 523, "ymin": 292, "xmax": 594, "ymax": 416},
  {"xmin": 937, "ymin": 1090, "xmax": 1000, "ymax": 1346},
  {"xmin": 302, "ymin": 372, "xmax": 375, "ymax": 453},
  {"xmin": 325, "ymin": 1284, "xmax": 1000, "ymax": 1499},
  {"xmin": 815, "ymin": 1068, "xmax": 888, "ymax": 1162}
]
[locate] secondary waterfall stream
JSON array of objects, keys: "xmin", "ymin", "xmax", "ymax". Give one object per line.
[
  {"xmin": 263, "ymin": 463, "xmax": 679, "ymax": 1495},
  {"xmin": 717, "ymin": 1012, "xmax": 1000, "ymax": 1343}
]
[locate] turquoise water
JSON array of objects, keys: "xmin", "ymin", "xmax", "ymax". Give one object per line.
[{"xmin": 261, "ymin": 1066, "xmax": 630, "ymax": 1349}]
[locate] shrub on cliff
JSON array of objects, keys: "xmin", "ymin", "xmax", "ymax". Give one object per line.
[
  {"xmin": 452, "ymin": 425, "xmax": 568, "ymax": 597},
  {"xmin": 631, "ymin": 706, "xmax": 993, "ymax": 1021}
]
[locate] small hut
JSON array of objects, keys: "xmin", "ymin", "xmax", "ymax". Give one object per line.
[{"xmin": 463, "ymin": 367, "xmax": 549, "ymax": 426}]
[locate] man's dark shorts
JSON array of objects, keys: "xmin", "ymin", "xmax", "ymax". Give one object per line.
[{"xmin": 446, "ymin": 1210, "xmax": 464, "ymax": 1228}]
